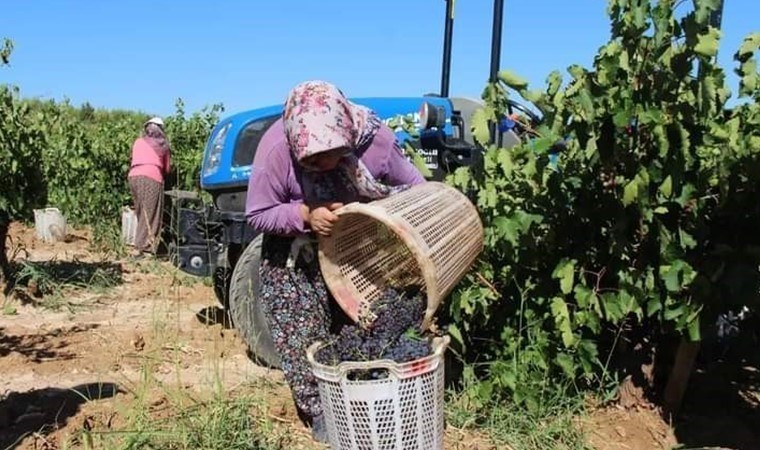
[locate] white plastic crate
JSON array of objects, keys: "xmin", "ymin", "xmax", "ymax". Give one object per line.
[
  {"xmin": 121, "ymin": 206, "xmax": 137, "ymax": 246},
  {"xmin": 306, "ymin": 336, "xmax": 449, "ymax": 450},
  {"xmin": 33, "ymin": 207, "xmax": 67, "ymax": 242}
]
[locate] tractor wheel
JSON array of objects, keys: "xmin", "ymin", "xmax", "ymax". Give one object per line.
[{"xmin": 228, "ymin": 234, "xmax": 280, "ymax": 369}]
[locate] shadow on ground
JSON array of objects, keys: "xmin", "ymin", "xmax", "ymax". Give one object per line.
[
  {"xmin": 0, "ymin": 382, "xmax": 124, "ymax": 449},
  {"xmin": 10, "ymin": 260, "xmax": 124, "ymax": 303},
  {"xmin": 673, "ymin": 363, "xmax": 760, "ymax": 450},
  {"xmin": 195, "ymin": 305, "xmax": 234, "ymax": 329},
  {"xmin": 0, "ymin": 324, "xmax": 99, "ymax": 363},
  {"xmin": 14, "ymin": 259, "xmax": 124, "ymax": 288},
  {"xmin": 673, "ymin": 323, "xmax": 760, "ymax": 450}
]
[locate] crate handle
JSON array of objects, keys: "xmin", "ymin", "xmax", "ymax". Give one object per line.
[{"xmin": 307, "ymin": 336, "xmax": 450, "ymax": 380}]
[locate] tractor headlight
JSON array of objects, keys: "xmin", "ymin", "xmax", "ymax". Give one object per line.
[{"xmin": 202, "ymin": 122, "xmax": 232, "ymax": 177}]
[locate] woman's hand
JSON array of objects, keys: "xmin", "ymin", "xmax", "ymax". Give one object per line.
[{"xmin": 302, "ymin": 202, "xmax": 344, "ymax": 236}]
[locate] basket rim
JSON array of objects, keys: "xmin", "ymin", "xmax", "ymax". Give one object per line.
[
  {"xmin": 306, "ymin": 335, "xmax": 451, "ymax": 380},
  {"xmin": 317, "ymin": 200, "xmax": 441, "ymax": 329}
]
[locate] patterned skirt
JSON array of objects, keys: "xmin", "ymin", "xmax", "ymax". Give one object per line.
[
  {"xmin": 128, "ymin": 175, "xmax": 164, "ymax": 253},
  {"xmin": 258, "ymin": 234, "xmax": 349, "ymax": 421}
]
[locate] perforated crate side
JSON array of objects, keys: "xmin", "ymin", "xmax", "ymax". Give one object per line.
[{"xmin": 307, "ymin": 337, "xmax": 449, "ymax": 450}]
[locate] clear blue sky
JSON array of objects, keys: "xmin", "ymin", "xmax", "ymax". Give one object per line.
[{"xmin": 1, "ymin": 1, "xmax": 757, "ymax": 118}]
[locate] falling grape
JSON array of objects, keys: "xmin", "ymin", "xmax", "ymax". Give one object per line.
[{"xmin": 314, "ymin": 286, "xmax": 433, "ymax": 380}]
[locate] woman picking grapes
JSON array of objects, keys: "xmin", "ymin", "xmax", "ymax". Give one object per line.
[
  {"xmin": 245, "ymin": 80, "xmax": 426, "ymax": 442},
  {"xmin": 127, "ymin": 117, "xmax": 171, "ymax": 258}
]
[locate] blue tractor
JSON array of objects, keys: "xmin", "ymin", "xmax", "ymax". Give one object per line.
[{"xmin": 172, "ymin": 0, "xmax": 541, "ymax": 367}]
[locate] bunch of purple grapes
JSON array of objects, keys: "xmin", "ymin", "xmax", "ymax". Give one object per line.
[{"xmin": 314, "ymin": 286, "xmax": 432, "ymax": 380}]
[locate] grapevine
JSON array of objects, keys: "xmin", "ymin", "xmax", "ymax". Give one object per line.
[
  {"xmin": 1, "ymin": 40, "xmax": 46, "ymax": 289},
  {"xmin": 444, "ymin": 0, "xmax": 760, "ymax": 410}
]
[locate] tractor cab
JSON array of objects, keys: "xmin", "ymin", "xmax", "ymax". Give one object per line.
[
  {"xmin": 173, "ymin": 94, "xmax": 489, "ymax": 278},
  {"xmin": 199, "ymin": 95, "xmax": 485, "ymax": 207}
]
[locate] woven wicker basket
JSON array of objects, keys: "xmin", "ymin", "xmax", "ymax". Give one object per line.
[{"xmin": 318, "ymin": 181, "xmax": 484, "ymax": 329}]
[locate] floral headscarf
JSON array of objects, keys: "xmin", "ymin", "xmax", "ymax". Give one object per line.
[{"xmin": 282, "ymin": 80, "xmax": 411, "ymax": 201}]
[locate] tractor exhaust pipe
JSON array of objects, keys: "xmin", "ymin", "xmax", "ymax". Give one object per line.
[
  {"xmin": 489, "ymin": 0, "xmax": 504, "ymax": 84},
  {"xmin": 488, "ymin": 0, "xmax": 504, "ymax": 141},
  {"xmin": 440, "ymin": 0, "xmax": 455, "ymax": 97}
]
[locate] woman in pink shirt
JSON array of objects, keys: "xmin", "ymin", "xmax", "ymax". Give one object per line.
[{"xmin": 127, "ymin": 117, "xmax": 171, "ymax": 257}]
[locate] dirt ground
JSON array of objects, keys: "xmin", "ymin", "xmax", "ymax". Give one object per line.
[{"xmin": 1, "ymin": 223, "xmax": 757, "ymax": 450}]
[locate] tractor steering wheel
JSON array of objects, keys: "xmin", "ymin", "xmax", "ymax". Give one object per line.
[
  {"xmin": 505, "ymin": 100, "xmax": 567, "ymax": 157},
  {"xmin": 507, "ymin": 99, "xmax": 542, "ymax": 128}
]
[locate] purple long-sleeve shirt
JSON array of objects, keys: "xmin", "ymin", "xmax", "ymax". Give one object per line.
[{"xmin": 245, "ymin": 118, "xmax": 426, "ymax": 237}]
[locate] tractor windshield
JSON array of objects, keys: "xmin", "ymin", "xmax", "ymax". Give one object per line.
[{"xmin": 232, "ymin": 115, "xmax": 280, "ymax": 167}]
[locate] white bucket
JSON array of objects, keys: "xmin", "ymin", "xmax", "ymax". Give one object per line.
[
  {"xmin": 122, "ymin": 206, "xmax": 137, "ymax": 246},
  {"xmin": 33, "ymin": 207, "xmax": 67, "ymax": 243}
]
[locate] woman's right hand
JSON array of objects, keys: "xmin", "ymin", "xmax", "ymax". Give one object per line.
[{"xmin": 302, "ymin": 202, "xmax": 344, "ymax": 236}]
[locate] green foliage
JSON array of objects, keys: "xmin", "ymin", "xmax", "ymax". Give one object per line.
[
  {"xmin": 1, "ymin": 38, "xmax": 46, "ymax": 223},
  {"xmin": 446, "ymin": 0, "xmax": 760, "ymax": 410},
  {"xmin": 0, "ymin": 85, "xmax": 47, "ymax": 222},
  {"xmin": 119, "ymin": 395, "xmax": 284, "ymax": 449},
  {"xmin": 63, "ymin": 382, "xmax": 300, "ymax": 449},
  {"xmin": 164, "ymin": 98, "xmax": 225, "ymax": 190},
  {"xmin": 39, "ymin": 98, "xmax": 147, "ymax": 227},
  {"xmin": 446, "ymin": 366, "xmax": 588, "ymax": 450}
]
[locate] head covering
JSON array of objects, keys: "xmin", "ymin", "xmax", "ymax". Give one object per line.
[
  {"xmin": 142, "ymin": 117, "xmax": 170, "ymax": 157},
  {"xmin": 145, "ymin": 117, "xmax": 165, "ymax": 128},
  {"xmin": 282, "ymin": 80, "xmax": 410, "ymax": 201}
]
